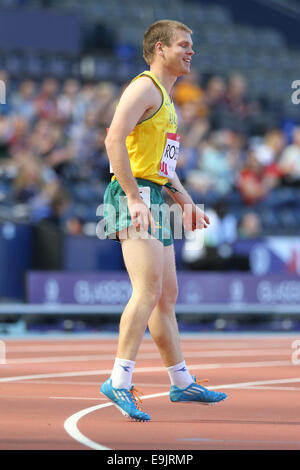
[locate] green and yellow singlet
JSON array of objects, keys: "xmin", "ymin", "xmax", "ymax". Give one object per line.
[{"xmin": 112, "ymin": 70, "xmax": 178, "ymax": 185}]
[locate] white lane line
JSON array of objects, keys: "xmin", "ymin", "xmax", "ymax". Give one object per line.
[
  {"xmin": 5, "ymin": 349, "xmax": 292, "ymax": 365},
  {"xmin": 64, "ymin": 391, "xmax": 169, "ymax": 451},
  {"xmin": 64, "ymin": 402, "xmax": 113, "ymax": 450},
  {"xmin": 50, "ymin": 397, "xmax": 107, "ymax": 401},
  {"xmin": 12, "ymin": 380, "xmax": 168, "ymax": 387},
  {"xmin": 13, "ymin": 380, "xmax": 101, "ymax": 385},
  {"xmin": 0, "ymin": 360, "xmax": 292, "ymax": 383},
  {"xmin": 0, "ymin": 369, "xmax": 112, "ymax": 383},
  {"xmin": 64, "ymin": 376, "xmax": 300, "ymax": 450},
  {"xmin": 5, "ymin": 344, "xmax": 117, "ymax": 353},
  {"xmin": 236, "ymin": 386, "xmax": 300, "ymax": 391},
  {"xmin": 216, "ymin": 377, "xmax": 300, "ymax": 390}
]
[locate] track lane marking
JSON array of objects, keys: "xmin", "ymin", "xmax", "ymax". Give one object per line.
[
  {"xmin": 64, "ymin": 376, "xmax": 300, "ymax": 450},
  {"xmin": 0, "ymin": 360, "xmax": 292, "ymax": 383},
  {"xmin": 5, "ymin": 348, "xmax": 293, "ymax": 365},
  {"xmin": 50, "ymin": 397, "xmax": 107, "ymax": 401}
]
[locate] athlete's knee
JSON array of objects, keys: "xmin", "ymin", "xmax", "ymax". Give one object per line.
[
  {"xmin": 158, "ymin": 282, "xmax": 178, "ymax": 310},
  {"xmin": 132, "ymin": 278, "xmax": 163, "ymax": 309}
]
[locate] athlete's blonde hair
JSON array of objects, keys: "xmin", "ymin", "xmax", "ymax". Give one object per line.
[{"xmin": 143, "ymin": 20, "xmax": 192, "ymax": 65}]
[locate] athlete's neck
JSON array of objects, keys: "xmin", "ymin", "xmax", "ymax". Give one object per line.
[{"xmin": 149, "ymin": 66, "xmax": 177, "ymax": 96}]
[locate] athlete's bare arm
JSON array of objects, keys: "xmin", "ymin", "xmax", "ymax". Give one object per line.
[
  {"xmin": 166, "ymin": 172, "xmax": 210, "ymax": 230},
  {"xmin": 105, "ymin": 77, "xmax": 161, "ymax": 231}
]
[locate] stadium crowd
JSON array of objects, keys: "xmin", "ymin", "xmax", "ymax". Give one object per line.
[{"xmin": 0, "ymin": 69, "xmax": 300, "ymax": 242}]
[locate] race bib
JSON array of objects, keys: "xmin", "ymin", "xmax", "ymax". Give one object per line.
[
  {"xmin": 159, "ymin": 133, "xmax": 180, "ymax": 179},
  {"xmin": 138, "ymin": 186, "xmax": 151, "ymax": 208}
]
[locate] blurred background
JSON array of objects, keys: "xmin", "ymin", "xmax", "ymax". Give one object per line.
[{"xmin": 0, "ymin": 0, "xmax": 300, "ymax": 335}]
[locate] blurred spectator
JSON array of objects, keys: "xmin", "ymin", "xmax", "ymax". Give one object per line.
[
  {"xmin": 57, "ymin": 79, "xmax": 81, "ymax": 123},
  {"xmin": 253, "ymin": 128, "xmax": 286, "ymax": 167},
  {"xmin": 237, "ymin": 150, "xmax": 267, "ymax": 206},
  {"xmin": 238, "ymin": 212, "xmax": 262, "ymax": 238},
  {"xmin": 226, "ymin": 73, "xmax": 250, "ymax": 118},
  {"xmin": 70, "ymin": 82, "xmax": 98, "ymax": 122},
  {"xmin": 278, "ymin": 126, "xmax": 300, "ymax": 186},
  {"xmin": 65, "ymin": 216, "xmax": 84, "ymax": 235},
  {"xmin": 204, "ymin": 75, "xmax": 227, "ymax": 130},
  {"xmin": 176, "ymin": 100, "xmax": 210, "ymax": 180},
  {"xmin": 219, "ymin": 73, "xmax": 252, "ymax": 134},
  {"xmin": 70, "ymin": 123, "xmax": 110, "ymax": 182},
  {"xmin": 94, "ymin": 81, "xmax": 118, "ymax": 125},
  {"xmin": 250, "ymin": 129, "xmax": 284, "ymax": 192},
  {"xmin": 33, "ymin": 186, "xmax": 71, "ymax": 270},
  {"xmin": 35, "ymin": 77, "xmax": 59, "ymax": 121},
  {"xmin": 185, "ymin": 130, "xmax": 241, "ymax": 203},
  {"xmin": 86, "ymin": 125, "xmax": 110, "ymax": 182},
  {"xmin": 11, "ymin": 80, "xmax": 37, "ymax": 123},
  {"xmin": 0, "ymin": 70, "xmax": 11, "ymax": 116},
  {"xmin": 0, "ymin": 115, "xmax": 13, "ymax": 159},
  {"xmin": 0, "ymin": 65, "xmax": 298, "ymax": 246},
  {"xmin": 205, "ymin": 76, "xmax": 226, "ymax": 110},
  {"xmin": 27, "ymin": 119, "xmax": 75, "ymax": 177},
  {"xmin": 237, "ymin": 149, "xmax": 279, "ymax": 206},
  {"xmin": 69, "ymin": 109, "xmax": 99, "ymax": 172},
  {"xmin": 45, "ymin": 186, "xmax": 71, "ymax": 225},
  {"xmin": 26, "ymin": 119, "xmax": 55, "ymax": 156},
  {"xmin": 12, "ymin": 153, "xmax": 58, "ymax": 205},
  {"xmin": 6, "ymin": 116, "xmax": 29, "ymax": 153},
  {"xmin": 173, "ymin": 70, "xmax": 207, "ymax": 118}
]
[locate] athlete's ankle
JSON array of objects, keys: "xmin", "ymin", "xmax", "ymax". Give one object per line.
[
  {"xmin": 167, "ymin": 360, "xmax": 194, "ymax": 389},
  {"xmin": 110, "ymin": 357, "xmax": 135, "ymax": 389}
]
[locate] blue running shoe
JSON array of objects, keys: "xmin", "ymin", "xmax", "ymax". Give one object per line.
[
  {"xmin": 100, "ymin": 379, "xmax": 150, "ymax": 421},
  {"xmin": 170, "ymin": 377, "xmax": 227, "ymax": 405}
]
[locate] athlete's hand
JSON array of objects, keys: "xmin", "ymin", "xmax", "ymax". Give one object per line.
[
  {"xmin": 127, "ymin": 196, "xmax": 156, "ymax": 233},
  {"xmin": 182, "ymin": 203, "xmax": 210, "ymax": 231}
]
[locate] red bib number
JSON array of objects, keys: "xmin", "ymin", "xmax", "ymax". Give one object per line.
[{"xmin": 159, "ymin": 133, "xmax": 180, "ymax": 179}]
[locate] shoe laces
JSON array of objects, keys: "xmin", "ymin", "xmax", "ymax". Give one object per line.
[
  {"xmin": 194, "ymin": 377, "xmax": 210, "ymax": 386},
  {"xmin": 129, "ymin": 386, "xmax": 143, "ymax": 410}
]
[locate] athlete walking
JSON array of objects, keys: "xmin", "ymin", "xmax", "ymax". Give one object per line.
[{"xmin": 100, "ymin": 20, "xmax": 227, "ymax": 421}]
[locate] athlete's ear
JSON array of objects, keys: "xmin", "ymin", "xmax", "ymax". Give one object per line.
[{"xmin": 155, "ymin": 41, "xmax": 164, "ymax": 56}]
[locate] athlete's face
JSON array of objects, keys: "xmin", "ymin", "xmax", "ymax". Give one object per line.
[{"xmin": 161, "ymin": 30, "xmax": 194, "ymax": 76}]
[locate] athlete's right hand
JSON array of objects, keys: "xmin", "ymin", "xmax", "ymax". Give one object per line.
[{"xmin": 127, "ymin": 196, "xmax": 156, "ymax": 234}]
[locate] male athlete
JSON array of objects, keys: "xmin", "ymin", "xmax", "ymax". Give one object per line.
[{"xmin": 100, "ymin": 20, "xmax": 227, "ymax": 421}]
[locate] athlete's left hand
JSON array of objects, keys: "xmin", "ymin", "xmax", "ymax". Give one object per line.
[{"xmin": 182, "ymin": 203, "xmax": 210, "ymax": 231}]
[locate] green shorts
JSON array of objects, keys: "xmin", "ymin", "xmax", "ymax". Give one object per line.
[{"xmin": 103, "ymin": 178, "xmax": 173, "ymax": 247}]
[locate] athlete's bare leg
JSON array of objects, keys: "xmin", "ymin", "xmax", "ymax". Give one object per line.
[
  {"xmin": 116, "ymin": 231, "xmax": 164, "ymax": 361},
  {"xmin": 147, "ymin": 244, "xmax": 184, "ymax": 367}
]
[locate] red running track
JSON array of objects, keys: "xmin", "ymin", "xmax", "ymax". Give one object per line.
[{"xmin": 0, "ymin": 333, "xmax": 300, "ymax": 450}]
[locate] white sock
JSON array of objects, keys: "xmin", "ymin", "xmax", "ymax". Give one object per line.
[
  {"xmin": 110, "ymin": 357, "xmax": 135, "ymax": 390},
  {"xmin": 167, "ymin": 360, "xmax": 194, "ymax": 389}
]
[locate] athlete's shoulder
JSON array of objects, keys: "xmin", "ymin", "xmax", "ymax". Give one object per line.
[
  {"xmin": 130, "ymin": 72, "xmax": 159, "ymax": 92},
  {"xmin": 121, "ymin": 73, "xmax": 161, "ymax": 105}
]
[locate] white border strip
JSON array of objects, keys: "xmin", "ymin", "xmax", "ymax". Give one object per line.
[
  {"xmin": 0, "ymin": 360, "xmax": 291, "ymax": 383},
  {"xmin": 1, "ymin": 303, "xmax": 300, "ymax": 314}
]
